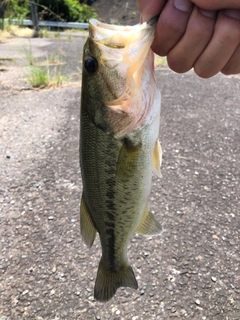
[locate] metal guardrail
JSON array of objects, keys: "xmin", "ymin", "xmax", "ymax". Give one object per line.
[{"xmin": 4, "ymin": 19, "xmax": 89, "ymax": 29}]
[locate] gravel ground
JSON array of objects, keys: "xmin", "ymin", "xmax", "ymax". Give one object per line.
[{"xmin": 0, "ymin": 36, "xmax": 239, "ymax": 320}]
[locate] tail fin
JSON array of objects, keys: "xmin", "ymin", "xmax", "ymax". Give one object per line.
[{"xmin": 94, "ymin": 258, "xmax": 138, "ymax": 302}]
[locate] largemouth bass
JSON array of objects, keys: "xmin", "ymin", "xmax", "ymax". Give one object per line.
[{"xmin": 80, "ymin": 18, "xmax": 162, "ymax": 302}]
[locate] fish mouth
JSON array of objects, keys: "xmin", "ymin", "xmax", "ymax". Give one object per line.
[
  {"xmin": 89, "ymin": 18, "xmax": 155, "ymax": 50},
  {"xmin": 88, "ymin": 18, "xmax": 156, "ymax": 80},
  {"xmin": 87, "ymin": 19, "xmax": 157, "ymax": 138}
]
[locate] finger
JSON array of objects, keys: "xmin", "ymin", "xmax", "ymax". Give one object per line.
[
  {"xmin": 167, "ymin": 6, "xmax": 217, "ymax": 73},
  {"xmin": 194, "ymin": 10, "xmax": 240, "ymax": 78},
  {"xmin": 191, "ymin": 0, "xmax": 240, "ymax": 10},
  {"xmin": 221, "ymin": 43, "xmax": 240, "ymax": 75},
  {"xmin": 152, "ymin": 0, "xmax": 193, "ymax": 56},
  {"xmin": 136, "ymin": 0, "xmax": 166, "ymax": 22}
]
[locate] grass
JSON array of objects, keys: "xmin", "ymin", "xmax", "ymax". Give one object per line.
[
  {"xmin": 0, "ymin": 25, "xmax": 72, "ymax": 88},
  {"xmin": 0, "ymin": 25, "xmax": 34, "ymax": 39},
  {"xmin": 27, "ymin": 65, "xmax": 67, "ymax": 88},
  {"xmin": 27, "ymin": 66, "xmax": 50, "ymax": 87},
  {"xmin": 23, "ymin": 45, "xmax": 35, "ymax": 66},
  {"xmin": 24, "ymin": 46, "xmax": 67, "ymax": 88},
  {"xmin": 39, "ymin": 28, "xmax": 50, "ymax": 38},
  {"xmin": 48, "ymin": 53, "xmax": 63, "ymax": 65}
]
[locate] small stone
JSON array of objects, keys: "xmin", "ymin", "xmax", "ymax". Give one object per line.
[
  {"xmin": 50, "ymin": 289, "xmax": 55, "ymax": 295},
  {"xmin": 0, "ymin": 265, "xmax": 7, "ymax": 270},
  {"xmin": 167, "ymin": 284, "xmax": 173, "ymax": 291},
  {"xmin": 195, "ymin": 299, "xmax": 201, "ymax": 305},
  {"xmin": 171, "ymin": 307, "xmax": 177, "ymax": 313},
  {"xmin": 140, "ymin": 289, "xmax": 145, "ymax": 295},
  {"xmin": 48, "ymin": 216, "xmax": 54, "ymax": 220},
  {"xmin": 22, "ymin": 290, "xmax": 29, "ymax": 296},
  {"xmin": 211, "ymin": 276, "xmax": 217, "ymax": 282}
]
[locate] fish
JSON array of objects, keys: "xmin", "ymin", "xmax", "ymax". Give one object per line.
[{"xmin": 80, "ymin": 17, "xmax": 162, "ymax": 302}]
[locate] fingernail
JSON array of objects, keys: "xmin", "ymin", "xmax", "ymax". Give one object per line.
[
  {"xmin": 224, "ymin": 9, "xmax": 240, "ymax": 20},
  {"xmin": 199, "ymin": 9, "xmax": 216, "ymax": 18},
  {"xmin": 174, "ymin": 0, "xmax": 192, "ymax": 12}
]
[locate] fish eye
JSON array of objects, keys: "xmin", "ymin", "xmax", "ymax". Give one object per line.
[{"xmin": 84, "ymin": 56, "xmax": 98, "ymax": 74}]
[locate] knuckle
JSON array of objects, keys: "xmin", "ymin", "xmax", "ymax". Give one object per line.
[
  {"xmin": 161, "ymin": 15, "xmax": 186, "ymax": 35},
  {"xmin": 216, "ymin": 19, "xmax": 240, "ymax": 44}
]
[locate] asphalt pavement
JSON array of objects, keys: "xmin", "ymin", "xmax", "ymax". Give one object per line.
[{"xmin": 0, "ymin": 37, "xmax": 239, "ymax": 320}]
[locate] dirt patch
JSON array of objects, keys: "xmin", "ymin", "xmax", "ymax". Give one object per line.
[{"xmin": 0, "ymin": 37, "xmax": 240, "ymax": 319}]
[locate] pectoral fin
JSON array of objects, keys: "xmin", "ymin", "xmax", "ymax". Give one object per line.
[
  {"xmin": 80, "ymin": 194, "xmax": 96, "ymax": 248},
  {"xmin": 135, "ymin": 207, "xmax": 162, "ymax": 236},
  {"xmin": 152, "ymin": 139, "xmax": 162, "ymax": 177},
  {"xmin": 116, "ymin": 137, "xmax": 142, "ymax": 178}
]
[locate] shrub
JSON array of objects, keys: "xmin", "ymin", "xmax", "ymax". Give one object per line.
[
  {"xmin": 4, "ymin": 0, "xmax": 98, "ymax": 22},
  {"xmin": 38, "ymin": 0, "xmax": 97, "ymax": 22},
  {"xmin": 5, "ymin": 0, "xmax": 29, "ymax": 19}
]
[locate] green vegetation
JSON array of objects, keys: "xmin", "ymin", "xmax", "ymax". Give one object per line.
[
  {"xmin": 3, "ymin": 0, "xmax": 30, "ymax": 20},
  {"xmin": 24, "ymin": 46, "xmax": 67, "ymax": 88},
  {"xmin": 27, "ymin": 64, "xmax": 67, "ymax": 88},
  {"xmin": 3, "ymin": 0, "xmax": 97, "ymax": 22},
  {"xmin": 27, "ymin": 65, "xmax": 50, "ymax": 87},
  {"xmin": 48, "ymin": 52, "xmax": 62, "ymax": 65},
  {"xmin": 23, "ymin": 44, "xmax": 35, "ymax": 65}
]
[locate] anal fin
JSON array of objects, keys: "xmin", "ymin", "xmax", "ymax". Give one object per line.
[
  {"xmin": 153, "ymin": 139, "xmax": 162, "ymax": 177},
  {"xmin": 80, "ymin": 194, "xmax": 96, "ymax": 248},
  {"xmin": 135, "ymin": 207, "xmax": 162, "ymax": 236}
]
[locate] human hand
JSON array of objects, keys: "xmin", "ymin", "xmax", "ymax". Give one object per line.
[
  {"xmin": 137, "ymin": 0, "xmax": 240, "ymax": 78},
  {"xmin": 191, "ymin": 0, "xmax": 240, "ymax": 10}
]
